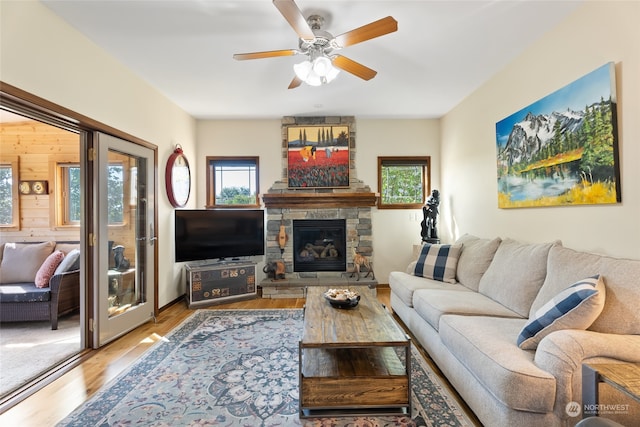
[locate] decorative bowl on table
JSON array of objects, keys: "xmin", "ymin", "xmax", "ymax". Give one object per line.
[{"xmin": 323, "ymin": 288, "xmax": 360, "ymax": 309}]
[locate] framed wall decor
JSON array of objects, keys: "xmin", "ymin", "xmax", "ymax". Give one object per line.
[
  {"xmin": 18, "ymin": 180, "xmax": 48, "ymax": 195},
  {"xmin": 165, "ymin": 145, "xmax": 191, "ymax": 208},
  {"xmin": 496, "ymin": 62, "xmax": 620, "ymax": 208},
  {"xmin": 286, "ymin": 125, "xmax": 350, "ymax": 188}
]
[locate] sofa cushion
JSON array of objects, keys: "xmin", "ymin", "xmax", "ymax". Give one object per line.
[
  {"xmin": 0, "ymin": 241, "xmax": 55, "ymax": 284},
  {"xmin": 413, "ymin": 288, "xmax": 522, "ymax": 331},
  {"xmin": 413, "ymin": 243, "xmax": 462, "ymax": 283},
  {"xmin": 531, "ymin": 245, "xmax": 640, "ymax": 335},
  {"xmin": 455, "ymin": 234, "xmax": 502, "ymax": 291},
  {"xmin": 35, "ymin": 250, "xmax": 65, "ymax": 288},
  {"xmin": 439, "ymin": 315, "xmax": 556, "ymax": 413},
  {"xmin": 478, "ymin": 238, "xmax": 558, "ymax": 317},
  {"xmin": 55, "ymin": 248, "xmax": 81, "ymax": 275},
  {"xmin": 389, "ymin": 271, "xmax": 470, "ymax": 307},
  {"xmin": 518, "ymin": 275, "xmax": 605, "ymax": 350},
  {"xmin": 0, "ymin": 283, "xmax": 51, "ymax": 303}
]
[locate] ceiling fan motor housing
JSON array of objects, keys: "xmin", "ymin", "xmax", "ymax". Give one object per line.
[{"xmin": 298, "ymin": 14, "xmax": 336, "ymax": 56}]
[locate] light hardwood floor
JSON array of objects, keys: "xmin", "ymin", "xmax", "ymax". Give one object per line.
[{"xmin": 0, "ymin": 288, "xmax": 481, "ymax": 426}]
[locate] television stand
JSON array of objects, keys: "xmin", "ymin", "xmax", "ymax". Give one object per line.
[{"xmin": 185, "ymin": 261, "xmax": 257, "ymax": 308}]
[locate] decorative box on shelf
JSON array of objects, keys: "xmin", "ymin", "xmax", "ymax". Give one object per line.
[
  {"xmin": 108, "ymin": 268, "xmax": 136, "ymax": 306},
  {"xmin": 185, "ymin": 261, "xmax": 257, "ymax": 308}
]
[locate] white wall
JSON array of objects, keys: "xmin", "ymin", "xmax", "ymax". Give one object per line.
[
  {"xmin": 1, "ymin": 1, "xmax": 197, "ymax": 306},
  {"xmin": 440, "ymin": 1, "xmax": 640, "ymax": 259},
  {"xmin": 195, "ymin": 120, "xmax": 283, "ymax": 207},
  {"xmin": 358, "ymin": 119, "xmax": 441, "ymax": 282},
  {"xmin": 196, "ymin": 118, "xmax": 440, "ymax": 283}
]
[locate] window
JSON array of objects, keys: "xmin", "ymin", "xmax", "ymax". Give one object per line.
[
  {"xmin": 107, "ymin": 163, "xmax": 124, "ymax": 224},
  {"xmin": 59, "ymin": 164, "xmax": 81, "ymax": 224},
  {"xmin": 0, "ymin": 156, "xmax": 19, "ymax": 229},
  {"xmin": 55, "ymin": 162, "xmax": 125, "ymax": 226},
  {"xmin": 378, "ymin": 156, "xmax": 431, "ymax": 209},
  {"xmin": 206, "ymin": 157, "xmax": 259, "ymax": 208}
]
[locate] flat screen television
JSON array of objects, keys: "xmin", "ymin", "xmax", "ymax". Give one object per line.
[{"xmin": 175, "ymin": 209, "xmax": 265, "ymax": 262}]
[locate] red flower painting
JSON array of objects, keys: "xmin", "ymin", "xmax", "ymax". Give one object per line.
[{"xmin": 286, "ymin": 125, "xmax": 350, "ymax": 188}]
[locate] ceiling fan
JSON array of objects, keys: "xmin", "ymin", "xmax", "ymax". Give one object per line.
[{"xmin": 233, "ymin": 0, "xmax": 398, "ymax": 89}]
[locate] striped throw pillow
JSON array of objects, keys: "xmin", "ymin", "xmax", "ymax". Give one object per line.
[
  {"xmin": 517, "ymin": 275, "xmax": 605, "ymax": 350},
  {"xmin": 413, "ymin": 243, "xmax": 462, "ymax": 284}
]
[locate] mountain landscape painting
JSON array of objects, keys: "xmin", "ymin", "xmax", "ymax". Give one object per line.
[
  {"xmin": 495, "ymin": 62, "xmax": 620, "ymax": 208},
  {"xmin": 287, "ymin": 125, "xmax": 350, "ymax": 188}
]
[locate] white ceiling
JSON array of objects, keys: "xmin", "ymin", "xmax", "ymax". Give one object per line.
[{"xmin": 39, "ymin": 0, "xmax": 583, "ymax": 120}]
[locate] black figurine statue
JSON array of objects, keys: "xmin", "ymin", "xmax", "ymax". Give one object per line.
[
  {"xmin": 112, "ymin": 245, "xmax": 131, "ymax": 271},
  {"xmin": 420, "ymin": 189, "xmax": 440, "ymax": 243}
]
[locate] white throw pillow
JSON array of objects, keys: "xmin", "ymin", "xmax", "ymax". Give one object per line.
[
  {"xmin": 0, "ymin": 241, "xmax": 55, "ymax": 283},
  {"xmin": 517, "ymin": 275, "xmax": 605, "ymax": 350},
  {"xmin": 54, "ymin": 248, "xmax": 81, "ymax": 275}
]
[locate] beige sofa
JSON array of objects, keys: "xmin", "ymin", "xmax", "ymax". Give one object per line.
[{"xmin": 389, "ymin": 235, "xmax": 640, "ymax": 427}]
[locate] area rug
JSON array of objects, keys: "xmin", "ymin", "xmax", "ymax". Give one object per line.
[{"xmin": 57, "ymin": 309, "xmax": 473, "ymax": 427}]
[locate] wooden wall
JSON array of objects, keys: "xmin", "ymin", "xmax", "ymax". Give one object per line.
[
  {"xmin": 0, "ymin": 120, "xmax": 80, "ymax": 243},
  {"xmin": 0, "ymin": 120, "xmax": 135, "ymax": 264}
]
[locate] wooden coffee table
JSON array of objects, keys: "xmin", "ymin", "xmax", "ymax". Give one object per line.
[
  {"xmin": 582, "ymin": 363, "xmax": 640, "ymax": 418},
  {"xmin": 299, "ymin": 286, "xmax": 411, "ymax": 418}
]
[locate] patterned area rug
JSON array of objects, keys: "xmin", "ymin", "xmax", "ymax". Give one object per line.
[{"xmin": 57, "ymin": 309, "xmax": 473, "ymax": 427}]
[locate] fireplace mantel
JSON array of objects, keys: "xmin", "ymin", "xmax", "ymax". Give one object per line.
[{"xmin": 262, "ymin": 192, "xmax": 378, "ymax": 209}]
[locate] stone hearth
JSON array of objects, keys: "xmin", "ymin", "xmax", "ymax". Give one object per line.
[{"xmin": 261, "ymin": 116, "xmax": 378, "ymax": 297}]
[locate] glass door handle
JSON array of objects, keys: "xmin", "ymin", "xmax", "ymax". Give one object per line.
[
  {"xmin": 149, "ymin": 223, "xmax": 157, "ymax": 246},
  {"xmin": 136, "ymin": 224, "xmax": 157, "ymax": 245}
]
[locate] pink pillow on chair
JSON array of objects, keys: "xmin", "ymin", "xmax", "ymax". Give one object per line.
[{"xmin": 35, "ymin": 250, "xmax": 65, "ymax": 288}]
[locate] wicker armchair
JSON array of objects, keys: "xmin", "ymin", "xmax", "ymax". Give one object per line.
[{"xmin": 0, "ymin": 269, "xmax": 80, "ymax": 330}]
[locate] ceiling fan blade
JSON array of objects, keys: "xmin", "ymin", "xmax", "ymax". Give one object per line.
[
  {"xmin": 332, "ymin": 55, "xmax": 377, "ymax": 81},
  {"xmin": 273, "ymin": 0, "xmax": 315, "ymax": 42},
  {"xmin": 233, "ymin": 49, "xmax": 298, "ymax": 60},
  {"xmin": 288, "ymin": 76, "xmax": 303, "ymax": 89},
  {"xmin": 333, "ymin": 16, "xmax": 398, "ymax": 48}
]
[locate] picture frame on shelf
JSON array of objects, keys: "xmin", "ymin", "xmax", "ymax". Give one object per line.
[{"xmin": 18, "ymin": 180, "xmax": 48, "ymax": 195}]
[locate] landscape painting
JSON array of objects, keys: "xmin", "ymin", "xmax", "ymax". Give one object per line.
[
  {"xmin": 287, "ymin": 125, "xmax": 350, "ymax": 188},
  {"xmin": 495, "ymin": 62, "xmax": 620, "ymax": 208}
]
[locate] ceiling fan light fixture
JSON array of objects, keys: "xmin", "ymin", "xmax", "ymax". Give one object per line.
[
  {"xmin": 293, "ymin": 55, "xmax": 339, "ymax": 87},
  {"xmin": 293, "ymin": 60, "xmax": 312, "ymax": 80},
  {"xmin": 312, "ymin": 56, "xmax": 332, "ymax": 77},
  {"xmin": 325, "ymin": 64, "xmax": 340, "ymax": 82}
]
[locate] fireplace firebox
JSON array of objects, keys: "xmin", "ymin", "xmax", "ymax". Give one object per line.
[{"xmin": 293, "ymin": 219, "xmax": 346, "ymax": 272}]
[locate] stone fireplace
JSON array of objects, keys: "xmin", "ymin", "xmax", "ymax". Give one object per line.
[
  {"xmin": 293, "ymin": 219, "xmax": 346, "ymax": 272},
  {"xmin": 262, "ymin": 116, "xmax": 377, "ymax": 284}
]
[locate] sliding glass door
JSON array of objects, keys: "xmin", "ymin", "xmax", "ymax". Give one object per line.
[{"xmin": 93, "ymin": 133, "xmax": 156, "ymax": 346}]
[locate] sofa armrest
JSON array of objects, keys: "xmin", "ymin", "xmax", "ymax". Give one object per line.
[
  {"xmin": 535, "ymin": 330, "xmax": 640, "ymax": 374},
  {"xmin": 49, "ymin": 269, "xmax": 79, "ymax": 293},
  {"xmin": 406, "ymin": 261, "xmax": 417, "ymax": 274},
  {"xmin": 534, "ymin": 329, "xmax": 640, "ymax": 409},
  {"xmin": 48, "ymin": 269, "xmax": 80, "ymax": 329}
]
